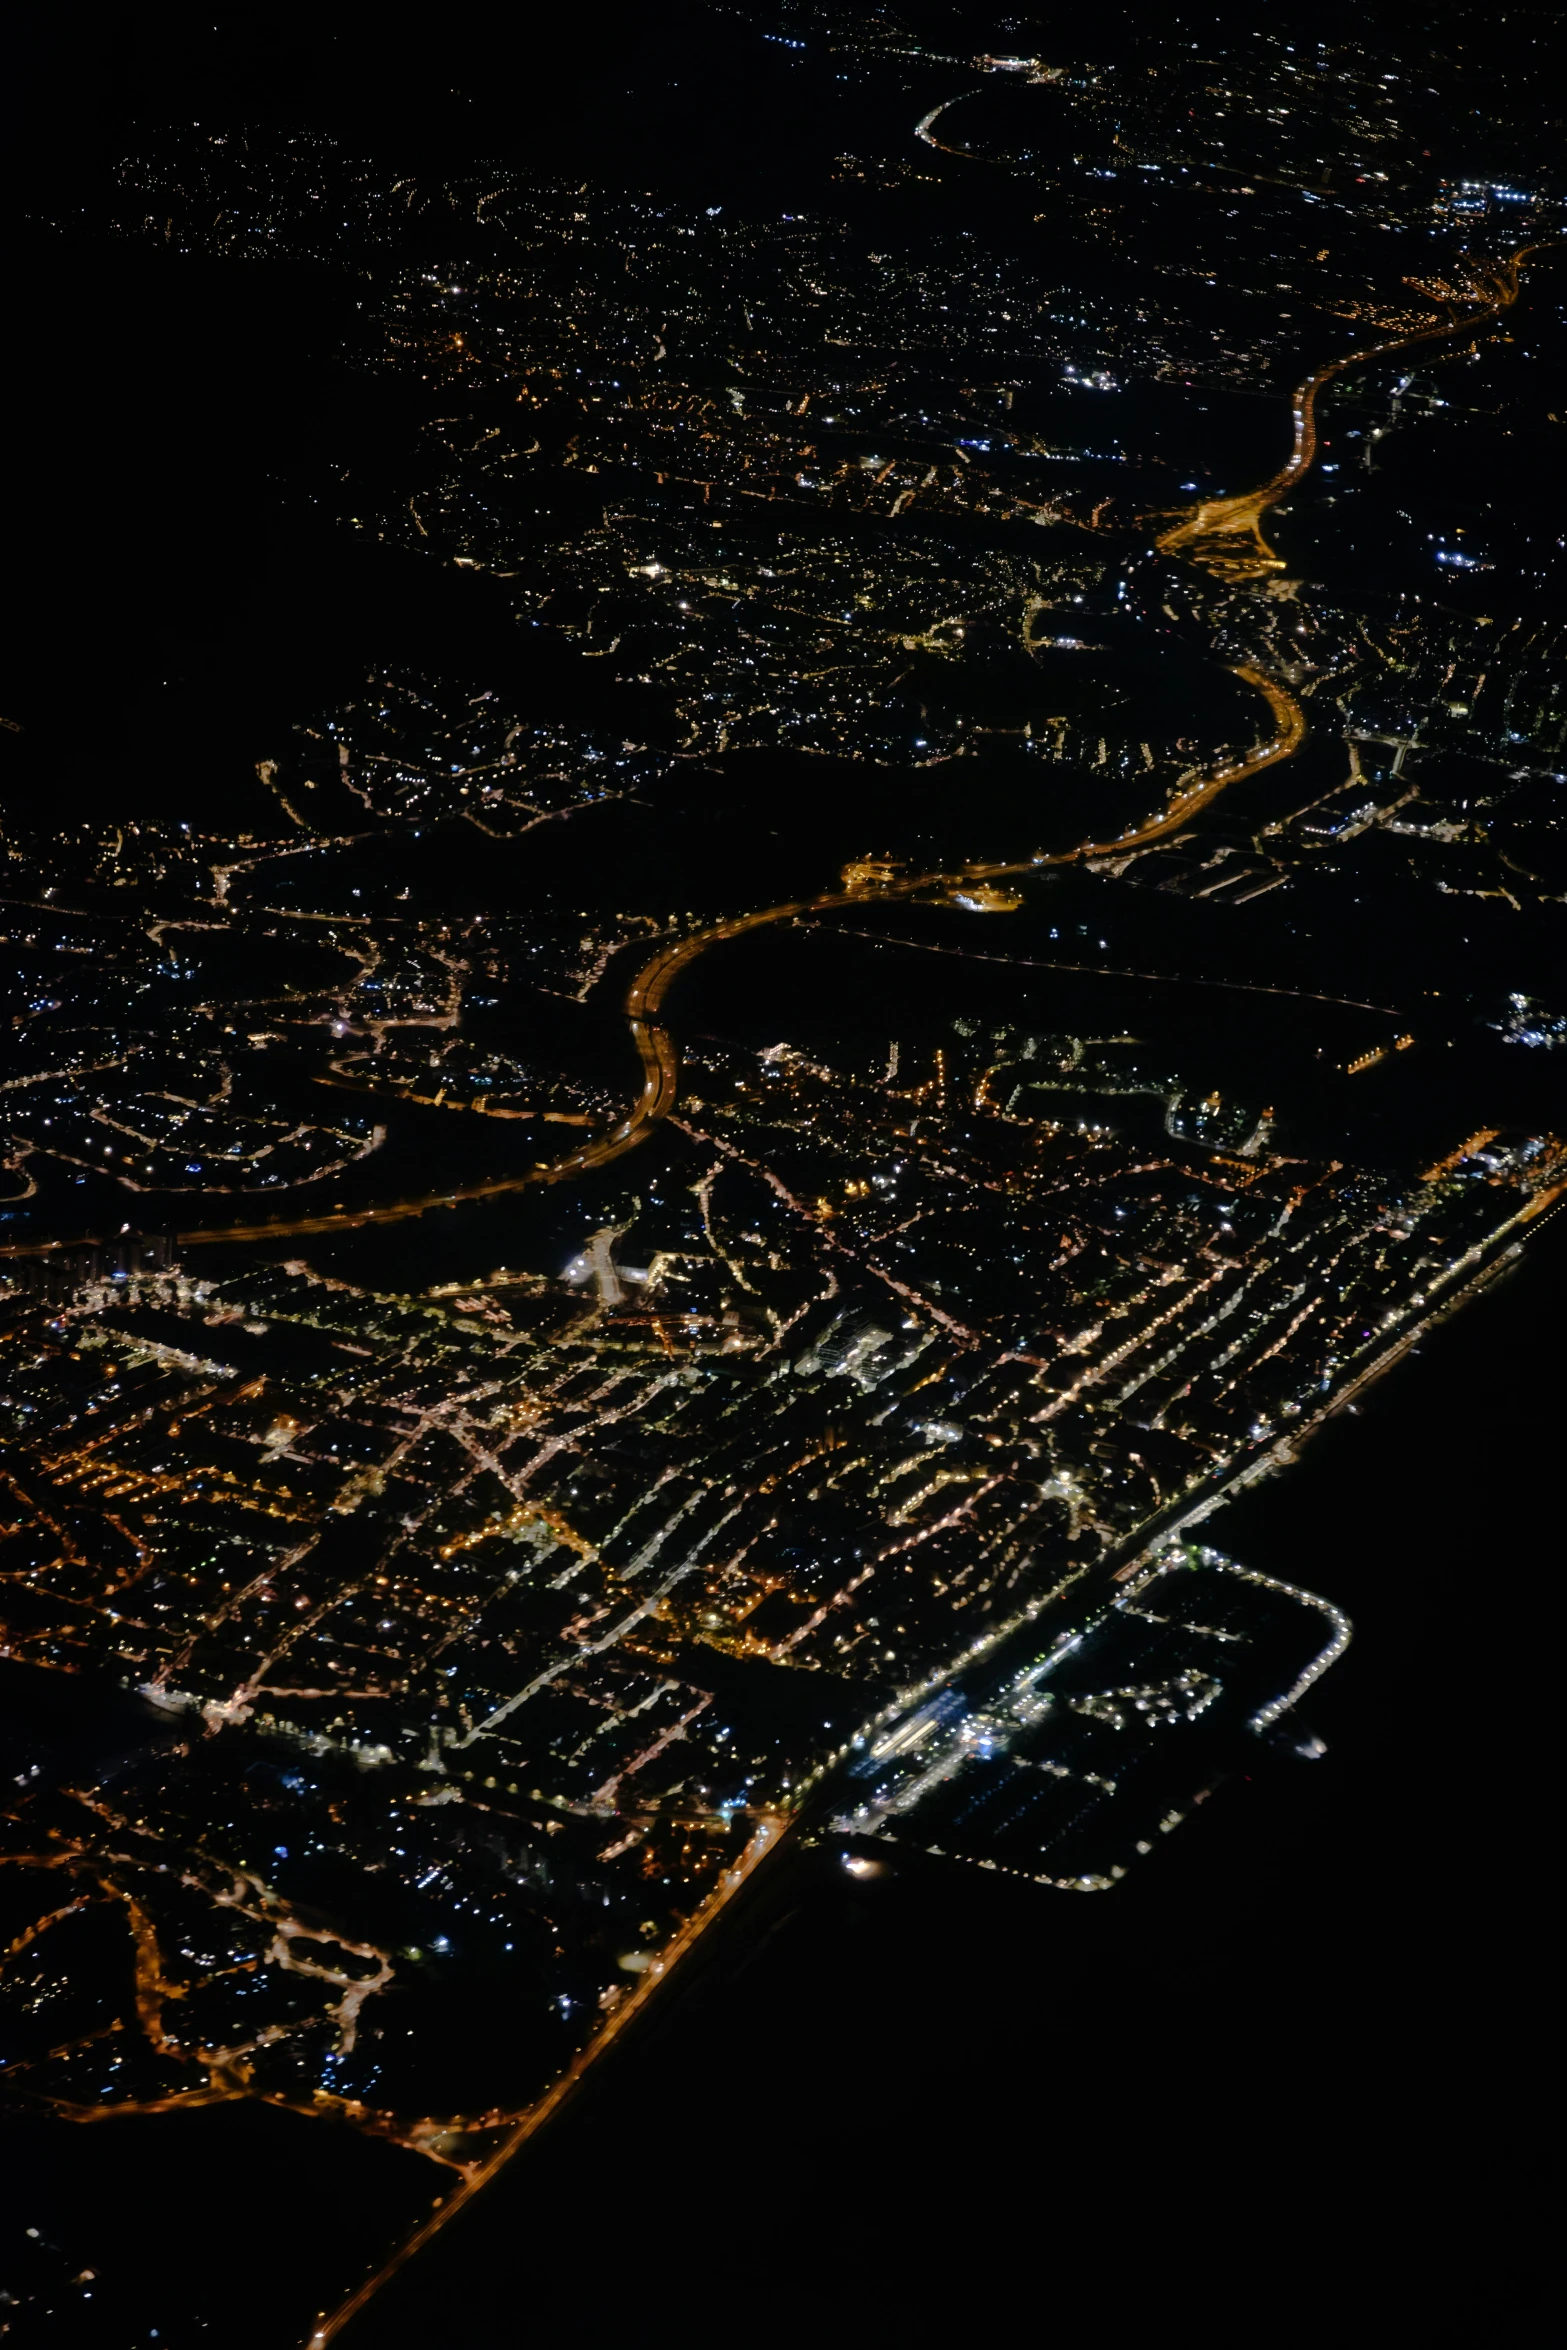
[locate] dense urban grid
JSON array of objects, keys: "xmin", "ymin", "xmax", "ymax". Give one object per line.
[{"xmin": 2, "ymin": 6, "xmax": 1563, "ymax": 2337}]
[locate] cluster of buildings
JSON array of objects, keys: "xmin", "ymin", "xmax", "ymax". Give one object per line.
[{"xmin": 0, "ymin": 992, "xmax": 1555, "ymax": 2142}]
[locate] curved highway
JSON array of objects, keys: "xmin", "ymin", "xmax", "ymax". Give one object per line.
[
  {"xmin": 177, "ymin": 247, "xmax": 1551, "ymax": 1246},
  {"xmin": 3, "ymin": 245, "xmax": 1552, "ymax": 1266},
  {"xmin": 1158, "ymin": 240, "xmax": 1553, "ymax": 578},
  {"xmin": 161, "ymin": 663, "xmax": 1302, "ymax": 1248},
  {"xmin": 0, "ymin": 666, "xmax": 1307, "ymax": 1262}
]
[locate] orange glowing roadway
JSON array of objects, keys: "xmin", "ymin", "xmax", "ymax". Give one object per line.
[
  {"xmin": 306, "ymin": 1812, "xmax": 788, "ymax": 2347},
  {"xmin": 163, "ymin": 240, "xmax": 1556, "ymax": 1254},
  {"xmin": 0, "ymin": 668, "xmax": 1305, "ymax": 1267},
  {"xmin": 1156, "ymin": 240, "xmax": 1557, "ymax": 580},
  {"xmin": 9, "ymin": 251, "xmax": 1556, "ymax": 1270}
]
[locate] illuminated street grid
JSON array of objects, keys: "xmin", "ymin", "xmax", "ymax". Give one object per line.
[{"xmin": 0, "ymin": 1040, "xmax": 1556, "ymax": 2153}]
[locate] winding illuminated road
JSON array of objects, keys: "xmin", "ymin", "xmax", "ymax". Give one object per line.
[
  {"xmin": 1158, "ymin": 240, "xmax": 1554, "ymax": 579},
  {"xmin": 172, "ymin": 249, "xmax": 1552, "ymax": 1249},
  {"xmin": 2, "ymin": 248, "xmax": 1550, "ymax": 1275},
  {"xmin": 0, "ymin": 668, "xmax": 1304, "ymax": 1264},
  {"xmin": 122, "ymin": 664, "xmax": 1299, "ymax": 1252}
]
